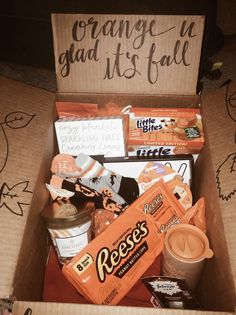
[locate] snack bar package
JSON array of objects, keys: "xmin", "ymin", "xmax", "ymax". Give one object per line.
[
  {"xmin": 62, "ymin": 180, "xmax": 185, "ymax": 305},
  {"xmin": 128, "ymin": 107, "xmax": 204, "ymax": 156}
]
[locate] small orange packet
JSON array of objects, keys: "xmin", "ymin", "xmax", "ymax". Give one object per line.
[
  {"xmin": 139, "ymin": 179, "xmax": 185, "ymax": 235},
  {"xmin": 62, "ymin": 180, "xmax": 185, "ymax": 305},
  {"xmin": 56, "ymin": 101, "xmax": 98, "ymax": 118},
  {"xmin": 181, "ymin": 197, "xmax": 206, "ymax": 232}
]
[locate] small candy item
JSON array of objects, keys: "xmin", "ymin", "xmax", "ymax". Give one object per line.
[
  {"xmin": 167, "ymin": 178, "xmax": 193, "ymax": 210},
  {"xmin": 92, "ymin": 209, "xmax": 116, "ymax": 237},
  {"xmin": 138, "ymin": 162, "xmax": 177, "ymax": 194},
  {"xmin": 181, "ymin": 197, "xmax": 206, "ymax": 233},
  {"xmin": 140, "ymin": 179, "xmax": 185, "ymax": 234}
]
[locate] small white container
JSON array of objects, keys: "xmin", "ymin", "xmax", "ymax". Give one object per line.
[{"xmin": 42, "ymin": 202, "xmax": 93, "ymax": 264}]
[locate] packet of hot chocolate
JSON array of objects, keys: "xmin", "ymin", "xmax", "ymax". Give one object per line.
[
  {"xmin": 167, "ymin": 178, "xmax": 193, "ymax": 210},
  {"xmin": 142, "ymin": 276, "xmax": 201, "ymax": 309}
]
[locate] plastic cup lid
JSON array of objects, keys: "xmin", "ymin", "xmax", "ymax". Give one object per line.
[{"xmin": 165, "ymin": 224, "xmax": 213, "ymax": 261}]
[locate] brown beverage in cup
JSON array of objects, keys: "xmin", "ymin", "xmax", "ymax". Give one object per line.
[{"xmin": 162, "ymin": 223, "xmax": 213, "ymax": 290}]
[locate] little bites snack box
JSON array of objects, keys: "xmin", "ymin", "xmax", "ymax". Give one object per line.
[
  {"xmin": 128, "ymin": 107, "xmax": 204, "ymax": 156},
  {"xmin": 0, "ymin": 13, "xmax": 235, "ymax": 315}
]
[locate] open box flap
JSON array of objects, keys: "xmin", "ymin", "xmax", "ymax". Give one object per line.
[
  {"xmin": 0, "ymin": 76, "xmax": 56, "ymax": 299},
  {"xmin": 51, "ymin": 14, "xmax": 204, "ymax": 96},
  {"xmin": 12, "ymin": 301, "xmax": 234, "ymax": 315},
  {"xmin": 201, "ymin": 80, "xmax": 236, "ymax": 290}
]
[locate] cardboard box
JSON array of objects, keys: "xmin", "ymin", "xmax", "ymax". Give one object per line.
[{"xmin": 0, "ymin": 13, "xmax": 235, "ymax": 315}]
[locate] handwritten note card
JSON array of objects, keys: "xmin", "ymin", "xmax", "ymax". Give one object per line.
[{"xmin": 55, "ymin": 117, "xmax": 126, "ymax": 157}]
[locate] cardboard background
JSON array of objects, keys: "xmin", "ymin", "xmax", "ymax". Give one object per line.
[
  {"xmin": 200, "ymin": 81, "xmax": 236, "ymax": 287},
  {"xmin": 0, "ymin": 76, "xmax": 55, "ymax": 298},
  {"xmin": 0, "ymin": 12, "xmax": 235, "ymax": 314}
]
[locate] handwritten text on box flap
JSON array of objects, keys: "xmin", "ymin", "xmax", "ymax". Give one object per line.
[{"xmin": 52, "ymin": 14, "xmax": 204, "ymax": 95}]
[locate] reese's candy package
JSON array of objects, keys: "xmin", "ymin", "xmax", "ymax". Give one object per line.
[
  {"xmin": 62, "ymin": 180, "xmax": 185, "ymax": 305},
  {"xmin": 62, "ymin": 205, "xmax": 160, "ymax": 305},
  {"xmin": 135, "ymin": 179, "xmax": 186, "ymax": 236}
]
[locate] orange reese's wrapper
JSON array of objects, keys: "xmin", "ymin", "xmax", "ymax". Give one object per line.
[{"xmin": 62, "ymin": 180, "xmax": 185, "ymax": 305}]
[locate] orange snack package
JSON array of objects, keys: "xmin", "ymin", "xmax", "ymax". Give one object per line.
[
  {"xmin": 56, "ymin": 102, "xmax": 98, "ymax": 118},
  {"xmin": 138, "ymin": 179, "xmax": 186, "ymax": 235},
  {"xmin": 62, "ymin": 180, "xmax": 185, "ymax": 305},
  {"xmin": 181, "ymin": 197, "xmax": 206, "ymax": 233},
  {"xmin": 128, "ymin": 107, "xmax": 204, "ymax": 155},
  {"xmin": 63, "ymin": 206, "xmax": 159, "ymax": 305},
  {"xmin": 167, "ymin": 178, "xmax": 193, "ymax": 210}
]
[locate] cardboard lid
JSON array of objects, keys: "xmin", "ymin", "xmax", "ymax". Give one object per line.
[
  {"xmin": 12, "ymin": 301, "xmax": 225, "ymax": 315},
  {"xmin": 201, "ymin": 80, "xmax": 236, "ymax": 288},
  {"xmin": 0, "ymin": 76, "xmax": 55, "ymax": 298},
  {"xmin": 52, "ymin": 14, "xmax": 204, "ymax": 96}
]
